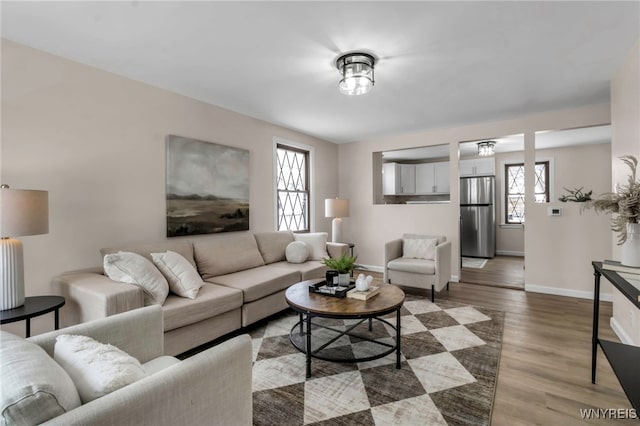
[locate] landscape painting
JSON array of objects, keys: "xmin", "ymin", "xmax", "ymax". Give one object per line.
[{"xmin": 166, "ymin": 135, "xmax": 249, "ymax": 237}]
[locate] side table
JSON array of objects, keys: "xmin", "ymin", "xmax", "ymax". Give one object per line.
[{"xmin": 0, "ymin": 296, "xmax": 65, "ymax": 337}]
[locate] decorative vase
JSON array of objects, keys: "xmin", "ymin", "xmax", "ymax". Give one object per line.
[
  {"xmin": 338, "ymin": 273, "xmax": 350, "ymax": 285},
  {"xmin": 621, "ymin": 223, "xmax": 640, "ymax": 267}
]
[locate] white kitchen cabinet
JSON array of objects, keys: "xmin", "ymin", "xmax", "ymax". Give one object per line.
[
  {"xmin": 459, "ymin": 158, "xmax": 495, "ymax": 176},
  {"xmin": 383, "ymin": 163, "xmax": 416, "ymax": 195},
  {"xmin": 400, "ymin": 164, "xmax": 415, "ymax": 194},
  {"xmin": 415, "ymin": 161, "xmax": 450, "ymax": 194},
  {"xmin": 434, "ymin": 162, "xmax": 450, "ymax": 193},
  {"xmin": 382, "ymin": 163, "xmax": 400, "ymax": 195}
]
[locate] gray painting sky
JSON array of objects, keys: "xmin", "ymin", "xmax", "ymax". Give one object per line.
[{"xmin": 167, "ymin": 135, "xmax": 249, "ymax": 200}]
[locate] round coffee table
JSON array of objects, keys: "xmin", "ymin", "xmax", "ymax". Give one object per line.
[{"xmin": 285, "ymin": 279, "xmax": 405, "ymax": 378}]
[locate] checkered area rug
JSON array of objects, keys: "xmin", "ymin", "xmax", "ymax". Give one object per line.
[{"xmin": 249, "ymin": 294, "xmax": 505, "ymax": 425}]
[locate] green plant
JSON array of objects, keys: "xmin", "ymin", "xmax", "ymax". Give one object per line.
[
  {"xmin": 322, "ymin": 254, "xmax": 357, "ymax": 274},
  {"xmin": 583, "ymin": 155, "xmax": 640, "ymax": 244},
  {"xmin": 559, "ymin": 187, "xmax": 592, "ymax": 202}
]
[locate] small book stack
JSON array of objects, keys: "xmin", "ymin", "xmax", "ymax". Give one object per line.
[
  {"xmin": 347, "ymin": 286, "xmax": 380, "ymax": 300},
  {"xmin": 602, "ymin": 260, "xmax": 640, "ymax": 276}
]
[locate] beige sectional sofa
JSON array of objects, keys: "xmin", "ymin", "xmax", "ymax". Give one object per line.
[{"xmin": 53, "ymin": 231, "xmax": 346, "ymax": 356}]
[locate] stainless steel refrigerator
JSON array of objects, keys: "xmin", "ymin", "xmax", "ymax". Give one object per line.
[{"xmin": 460, "ymin": 176, "xmax": 496, "ymax": 258}]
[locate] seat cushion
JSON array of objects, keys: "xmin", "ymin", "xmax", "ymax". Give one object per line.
[
  {"xmin": 208, "ymin": 265, "xmax": 300, "ymax": 303},
  {"xmin": 269, "ymin": 260, "xmax": 327, "ymax": 281},
  {"xmin": 387, "ymin": 258, "xmax": 436, "ymax": 275},
  {"xmin": 142, "ymin": 356, "xmax": 181, "ymax": 375},
  {"xmin": 0, "ymin": 331, "xmax": 81, "ymax": 425},
  {"xmin": 194, "ymin": 232, "xmax": 265, "ymax": 279},
  {"xmin": 162, "ymin": 283, "xmax": 243, "ymax": 331},
  {"xmin": 254, "ymin": 231, "xmax": 294, "ymax": 264}
]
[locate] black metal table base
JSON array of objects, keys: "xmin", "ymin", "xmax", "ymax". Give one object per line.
[{"xmin": 289, "ymin": 309, "xmax": 401, "ymax": 378}]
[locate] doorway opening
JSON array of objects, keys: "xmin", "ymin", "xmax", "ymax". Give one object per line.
[{"xmin": 459, "ymin": 134, "xmax": 525, "ymax": 290}]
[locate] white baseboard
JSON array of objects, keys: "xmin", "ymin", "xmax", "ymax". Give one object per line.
[
  {"xmin": 525, "ymin": 283, "xmax": 612, "ymax": 302},
  {"xmin": 610, "ymin": 316, "xmax": 635, "ymax": 345},
  {"xmin": 495, "ymin": 250, "xmax": 524, "ymax": 257},
  {"xmin": 357, "ymin": 264, "xmax": 384, "ymax": 273},
  {"xmin": 450, "ymin": 275, "xmax": 459, "ymax": 283}
]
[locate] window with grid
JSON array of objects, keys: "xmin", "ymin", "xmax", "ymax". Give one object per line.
[
  {"xmin": 505, "ymin": 161, "xmax": 549, "ymax": 224},
  {"xmin": 276, "ymin": 144, "xmax": 310, "ymax": 231}
]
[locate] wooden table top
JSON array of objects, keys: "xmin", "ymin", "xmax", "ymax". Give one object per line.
[{"xmin": 285, "ymin": 279, "xmax": 405, "ymax": 317}]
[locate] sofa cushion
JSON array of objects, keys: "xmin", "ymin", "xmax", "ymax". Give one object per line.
[
  {"xmin": 387, "ymin": 258, "xmax": 436, "ymax": 275},
  {"xmin": 208, "ymin": 265, "xmax": 300, "ymax": 303},
  {"xmin": 101, "ymin": 240, "xmax": 196, "ymax": 269},
  {"xmin": 269, "ymin": 260, "xmax": 327, "ymax": 281},
  {"xmin": 402, "ymin": 233, "xmax": 446, "ymax": 245},
  {"xmin": 403, "ymin": 237, "xmax": 438, "ymax": 260},
  {"xmin": 254, "ymin": 231, "xmax": 294, "ymax": 264},
  {"xmin": 54, "ymin": 334, "xmax": 146, "ymax": 404},
  {"xmin": 142, "ymin": 356, "xmax": 181, "ymax": 375},
  {"xmin": 193, "ymin": 232, "xmax": 265, "ymax": 279},
  {"xmin": 162, "ymin": 283, "xmax": 243, "ymax": 332},
  {"xmin": 285, "ymin": 241, "xmax": 309, "ymax": 264},
  {"xmin": 103, "ymin": 251, "xmax": 169, "ymax": 306},
  {"xmin": 0, "ymin": 331, "xmax": 81, "ymax": 426},
  {"xmin": 293, "ymin": 232, "xmax": 329, "ymax": 260},
  {"xmin": 151, "ymin": 250, "xmax": 204, "ymax": 299}
]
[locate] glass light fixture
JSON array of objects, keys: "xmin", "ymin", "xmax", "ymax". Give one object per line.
[
  {"xmin": 478, "ymin": 141, "xmax": 496, "ymax": 156},
  {"xmin": 336, "ymin": 53, "xmax": 376, "ymax": 96}
]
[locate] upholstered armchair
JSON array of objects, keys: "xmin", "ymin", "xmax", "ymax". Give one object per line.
[{"xmin": 384, "ymin": 234, "xmax": 452, "ymax": 302}]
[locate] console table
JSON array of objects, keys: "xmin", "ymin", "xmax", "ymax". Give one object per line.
[{"xmin": 591, "ymin": 261, "xmax": 640, "ymax": 411}]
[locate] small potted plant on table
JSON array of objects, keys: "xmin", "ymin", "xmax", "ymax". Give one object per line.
[{"xmin": 322, "ymin": 254, "xmax": 357, "ymax": 285}]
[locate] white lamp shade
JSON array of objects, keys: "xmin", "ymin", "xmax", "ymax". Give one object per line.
[
  {"xmin": 0, "ymin": 188, "xmax": 49, "ymax": 238},
  {"xmin": 325, "ymin": 198, "xmax": 350, "ymax": 218}
]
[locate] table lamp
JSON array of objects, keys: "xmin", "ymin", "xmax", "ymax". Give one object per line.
[
  {"xmin": 0, "ymin": 185, "xmax": 49, "ymax": 310},
  {"xmin": 325, "ymin": 198, "xmax": 349, "ymax": 243}
]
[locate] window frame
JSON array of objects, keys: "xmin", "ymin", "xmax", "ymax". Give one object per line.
[
  {"xmin": 274, "ymin": 139, "xmax": 314, "ymax": 232},
  {"xmin": 504, "ymin": 161, "xmax": 550, "ymax": 224}
]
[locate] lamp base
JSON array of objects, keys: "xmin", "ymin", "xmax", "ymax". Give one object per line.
[
  {"xmin": 331, "ymin": 218, "xmax": 343, "ymax": 243},
  {"xmin": 0, "ymin": 238, "xmax": 25, "ymax": 310}
]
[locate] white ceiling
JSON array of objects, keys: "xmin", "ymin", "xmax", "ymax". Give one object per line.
[{"xmin": 2, "ymin": 2, "xmax": 638, "ymax": 144}]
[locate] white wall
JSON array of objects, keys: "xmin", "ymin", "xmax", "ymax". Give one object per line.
[
  {"xmin": 0, "ymin": 40, "xmax": 339, "ymax": 336},
  {"xmin": 338, "ymin": 104, "xmax": 612, "ymax": 295},
  {"xmin": 610, "ymin": 39, "xmax": 640, "ymax": 346},
  {"xmin": 525, "ymin": 143, "xmax": 612, "ymax": 298}
]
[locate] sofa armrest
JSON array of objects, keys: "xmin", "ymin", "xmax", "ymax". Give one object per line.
[
  {"xmin": 384, "ymin": 239, "xmax": 403, "ymax": 283},
  {"xmin": 326, "ymin": 242, "xmax": 349, "ymax": 258},
  {"xmin": 434, "ymin": 241, "xmax": 452, "ymax": 291},
  {"xmin": 42, "ymin": 334, "xmax": 253, "ymax": 426},
  {"xmin": 30, "ymin": 305, "xmax": 164, "ymax": 363},
  {"xmin": 52, "ymin": 269, "xmax": 144, "ymax": 328}
]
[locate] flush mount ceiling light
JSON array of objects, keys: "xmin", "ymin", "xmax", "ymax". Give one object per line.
[
  {"xmin": 478, "ymin": 141, "xmax": 496, "ymax": 156},
  {"xmin": 336, "ymin": 52, "xmax": 376, "ymax": 96}
]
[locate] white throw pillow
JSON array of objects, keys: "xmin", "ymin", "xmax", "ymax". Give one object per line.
[
  {"xmin": 293, "ymin": 232, "xmax": 329, "ymax": 261},
  {"xmin": 403, "ymin": 238, "xmax": 438, "ymax": 260},
  {"xmin": 0, "ymin": 331, "xmax": 81, "ymax": 426},
  {"xmin": 54, "ymin": 334, "xmax": 146, "ymax": 404},
  {"xmin": 103, "ymin": 251, "xmax": 169, "ymax": 305},
  {"xmin": 151, "ymin": 250, "xmax": 204, "ymax": 299},
  {"xmin": 285, "ymin": 241, "xmax": 309, "ymax": 264}
]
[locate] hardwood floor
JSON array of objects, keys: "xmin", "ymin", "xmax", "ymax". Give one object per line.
[
  {"xmin": 356, "ymin": 269, "xmax": 634, "ymax": 425},
  {"xmin": 461, "ymin": 255, "xmax": 525, "ymax": 290}
]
